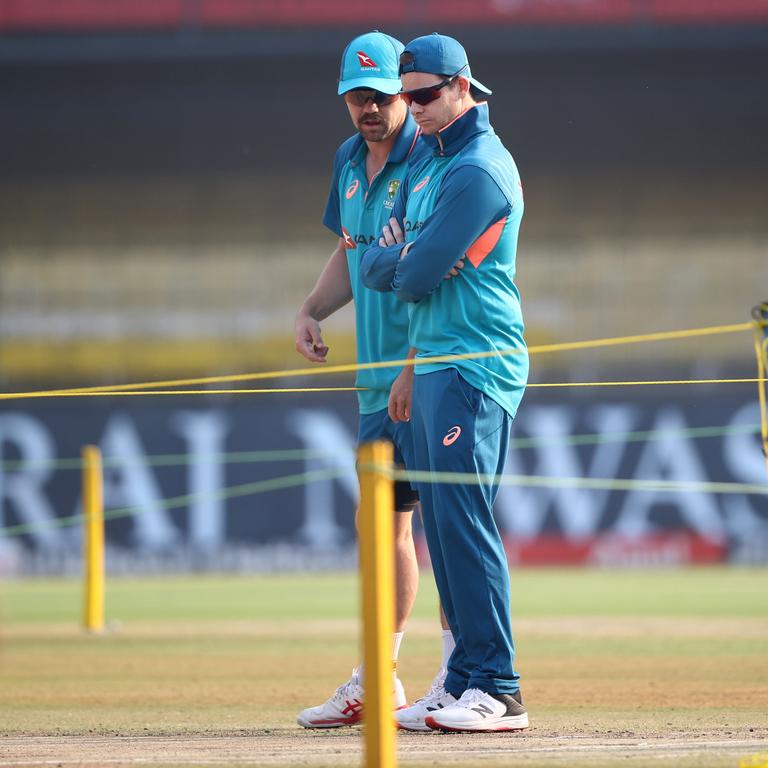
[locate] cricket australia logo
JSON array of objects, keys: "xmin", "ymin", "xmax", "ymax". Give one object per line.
[{"xmin": 384, "ymin": 179, "xmax": 400, "ymax": 210}]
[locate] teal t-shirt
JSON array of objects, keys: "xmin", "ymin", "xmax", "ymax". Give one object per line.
[{"xmin": 323, "ymin": 115, "xmax": 424, "ymax": 414}]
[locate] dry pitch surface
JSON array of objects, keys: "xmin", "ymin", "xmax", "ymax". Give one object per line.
[
  {"xmin": 1, "ymin": 571, "xmax": 767, "ymax": 767},
  {"xmin": 5, "ymin": 730, "xmax": 767, "ymax": 768}
]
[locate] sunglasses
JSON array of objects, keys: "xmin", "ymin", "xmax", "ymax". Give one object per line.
[
  {"xmin": 400, "ymin": 77, "xmax": 457, "ymax": 107},
  {"xmin": 344, "ymin": 89, "xmax": 400, "ymax": 107}
]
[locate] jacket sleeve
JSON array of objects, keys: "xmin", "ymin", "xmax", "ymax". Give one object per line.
[
  {"xmin": 361, "ymin": 164, "xmax": 509, "ymax": 302},
  {"xmin": 356, "ymin": 167, "xmax": 411, "ymax": 291}
]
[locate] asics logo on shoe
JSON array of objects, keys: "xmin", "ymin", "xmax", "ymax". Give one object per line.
[
  {"xmin": 341, "ymin": 700, "xmax": 363, "ymax": 716},
  {"xmin": 442, "ymin": 425, "xmax": 461, "ymax": 446}
]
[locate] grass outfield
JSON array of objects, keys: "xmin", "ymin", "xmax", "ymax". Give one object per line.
[{"xmin": 1, "ymin": 568, "xmax": 767, "ymax": 767}]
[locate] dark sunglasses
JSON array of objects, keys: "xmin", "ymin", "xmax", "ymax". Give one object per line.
[
  {"xmin": 343, "ymin": 89, "xmax": 400, "ymax": 107},
  {"xmin": 400, "ymin": 77, "xmax": 456, "ymax": 107}
]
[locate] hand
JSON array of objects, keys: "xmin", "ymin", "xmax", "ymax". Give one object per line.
[
  {"xmin": 294, "ymin": 314, "xmax": 329, "ymax": 363},
  {"xmin": 443, "ymin": 258, "xmax": 465, "ymax": 279},
  {"xmin": 378, "ymin": 217, "xmax": 405, "ymax": 247},
  {"xmin": 388, "ymin": 365, "xmax": 414, "ymax": 423}
]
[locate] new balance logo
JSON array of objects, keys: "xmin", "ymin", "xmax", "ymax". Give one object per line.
[{"xmin": 470, "ymin": 703, "xmax": 495, "ymax": 718}]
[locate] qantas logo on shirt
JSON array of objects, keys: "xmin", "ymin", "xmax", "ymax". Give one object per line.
[
  {"xmin": 341, "ymin": 228, "xmax": 379, "ymax": 249},
  {"xmin": 345, "ymin": 179, "xmax": 360, "ymax": 199},
  {"xmin": 356, "ymin": 51, "xmax": 378, "ymax": 68},
  {"xmin": 341, "ymin": 226, "xmax": 357, "ymax": 249},
  {"xmin": 413, "ymin": 176, "xmax": 430, "ymax": 193}
]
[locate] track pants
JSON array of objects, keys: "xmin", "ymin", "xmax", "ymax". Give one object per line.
[{"xmin": 411, "ymin": 367, "xmax": 520, "ymax": 696}]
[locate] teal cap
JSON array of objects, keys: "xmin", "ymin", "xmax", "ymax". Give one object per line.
[
  {"xmin": 400, "ymin": 33, "xmax": 492, "ymax": 95},
  {"xmin": 338, "ymin": 31, "xmax": 404, "ymax": 96}
]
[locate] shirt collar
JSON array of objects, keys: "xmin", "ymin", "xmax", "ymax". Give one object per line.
[
  {"xmin": 387, "ymin": 112, "xmax": 420, "ymax": 164},
  {"xmin": 421, "ymin": 102, "xmax": 491, "ymax": 156}
]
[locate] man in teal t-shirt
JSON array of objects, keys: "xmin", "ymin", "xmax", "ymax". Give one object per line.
[{"xmin": 294, "ymin": 30, "xmax": 451, "ymax": 730}]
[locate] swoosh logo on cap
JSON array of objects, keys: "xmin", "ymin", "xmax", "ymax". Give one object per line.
[{"xmin": 442, "ymin": 426, "xmax": 461, "ymax": 446}]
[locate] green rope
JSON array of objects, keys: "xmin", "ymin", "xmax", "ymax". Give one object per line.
[
  {"xmin": 0, "ymin": 466, "xmax": 347, "ymax": 538},
  {"xmin": 506, "ymin": 422, "xmax": 759, "ymax": 450},
  {"xmin": 386, "ymin": 469, "xmax": 768, "ymax": 497},
  {"xmin": 0, "ymin": 448, "xmax": 339, "ymax": 472},
  {"xmin": 0, "ymin": 423, "xmax": 760, "ymax": 472}
]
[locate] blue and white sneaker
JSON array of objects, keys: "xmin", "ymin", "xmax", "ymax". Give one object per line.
[
  {"xmin": 395, "ymin": 669, "xmax": 456, "ymax": 732},
  {"xmin": 425, "ymin": 687, "xmax": 529, "ymax": 732}
]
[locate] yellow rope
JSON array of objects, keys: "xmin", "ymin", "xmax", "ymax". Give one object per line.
[
  {"xmin": 527, "ymin": 378, "xmax": 766, "ymax": 388},
  {"xmin": 1, "ymin": 378, "xmax": 765, "ymax": 400},
  {"xmin": 0, "ymin": 321, "xmax": 753, "ymax": 400},
  {"xmin": 0, "ymin": 387, "xmax": 362, "ymax": 399},
  {"xmin": 527, "ymin": 322, "xmax": 751, "ymax": 353}
]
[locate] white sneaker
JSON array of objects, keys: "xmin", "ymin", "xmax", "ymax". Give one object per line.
[
  {"xmin": 395, "ymin": 669, "xmax": 457, "ymax": 732},
  {"xmin": 297, "ymin": 668, "xmax": 406, "ymax": 728},
  {"xmin": 425, "ymin": 687, "xmax": 529, "ymax": 732}
]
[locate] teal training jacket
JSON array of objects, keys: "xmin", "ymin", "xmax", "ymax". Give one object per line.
[{"xmin": 360, "ymin": 102, "xmax": 528, "ymax": 418}]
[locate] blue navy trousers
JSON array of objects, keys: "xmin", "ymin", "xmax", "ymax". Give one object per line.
[{"xmin": 411, "ymin": 367, "xmax": 520, "ymax": 696}]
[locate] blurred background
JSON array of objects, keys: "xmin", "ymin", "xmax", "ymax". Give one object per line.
[{"xmin": 1, "ymin": 0, "xmax": 767, "ymax": 575}]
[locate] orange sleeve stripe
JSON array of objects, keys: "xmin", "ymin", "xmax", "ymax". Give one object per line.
[{"xmin": 466, "ymin": 217, "xmax": 506, "ymax": 268}]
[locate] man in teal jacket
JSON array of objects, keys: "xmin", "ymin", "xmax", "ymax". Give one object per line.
[
  {"xmin": 294, "ymin": 30, "xmax": 453, "ymax": 730},
  {"xmin": 361, "ymin": 33, "xmax": 530, "ymax": 733}
]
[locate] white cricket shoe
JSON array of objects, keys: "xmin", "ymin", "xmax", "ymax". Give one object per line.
[
  {"xmin": 296, "ymin": 668, "xmax": 406, "ymax": 728},
  {"xmin": 425, "ymin": 687, "xmax": 529, "ymax": 732},
  {"xmin": 395, "ymin": 669, "xmax": 457, "ymax": 732}
]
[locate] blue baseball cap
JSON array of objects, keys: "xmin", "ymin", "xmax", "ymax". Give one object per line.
[
  {"xmin": 337, "ymin": 31, "xmax": 404, "ymax": 96},
  {"xmin": 399, "ymin": 33, "xmax": 492, "ymax": 95}
]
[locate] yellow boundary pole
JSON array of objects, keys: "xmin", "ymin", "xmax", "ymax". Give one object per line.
[
  {"xmin": 754, "ymin": 334, "xmax": 768, "ymax": 477},
  {"xmin": 358, "ymin": 441, "xmax": 396, "ymax": 768},
  {"xmin": 82, "ymin": 445, "xmax": 105, "ymax": 633},
  {"xmin": 752, "ymin": 304, "xmax": 768, "ymax": 478}
]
